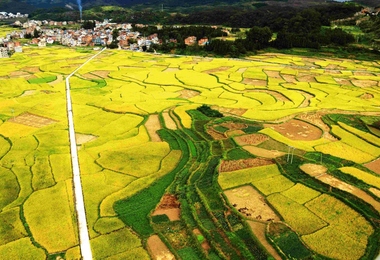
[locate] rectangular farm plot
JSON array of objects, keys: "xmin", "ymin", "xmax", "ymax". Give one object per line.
[
  {"xmin": 252, "ymin": 174, "xmax": 294, "ymax": 195},
  {"xmin": 302, "ymin": 226, "xmax": 368, "ymax": 260},
  {"xmin": 267, "ymin": 193, "xmax": 327, "ymax": 235},
  {"xmin": 314, "ymin": 141, "xmax": 374, "ymax": 164},
  {"xmin": 281, "ymin": 183, "xmax": 321, "ymax": 204},
  {"xmin": 8, "ymin": 112, "xmax": 57, "ymax": 128},
  {"xmin": 339, "ymin": 167, "xmax": 380, "ymax": 189},
  {"xmin": 218, "ymin": 164, "xmax": 281, "ymax": 190},
  {"xmin": 224, "ymin": 186, "xmax": 280, "ymax": 221}
]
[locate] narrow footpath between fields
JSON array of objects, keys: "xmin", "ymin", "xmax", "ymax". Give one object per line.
[{"xmin": 65, "ymin": 47, "xmax": 106, "ymax": 260}]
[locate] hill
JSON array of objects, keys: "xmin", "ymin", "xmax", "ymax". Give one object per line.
[{"xmin": 1, "ymin": 0, "xmax": 378, "ymax": 13}]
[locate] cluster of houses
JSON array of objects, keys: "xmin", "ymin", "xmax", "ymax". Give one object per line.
[
  {"xmin": 0, "ymin": 41, "xmax": 22, "ymax": 58},
  {"xmin": 0, "ymin": 11, "xmax": 28, "ymax": 20},
  {"xmin": 0, "ymin": 19, "xmax": 211, "ymax": 57},
  {"xmin": 1, "ymin": 19, "xmax": 163, "ymax": 52}
]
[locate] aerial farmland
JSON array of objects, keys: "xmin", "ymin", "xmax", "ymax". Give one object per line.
[{"xmin": 0, "ymin": 45, "xmax": 379, "ymax": 259}]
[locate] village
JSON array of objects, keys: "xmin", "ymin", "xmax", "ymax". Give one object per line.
[{"xmin": 0, "ymin": 17, "xmax": 212, "ymax": 58}]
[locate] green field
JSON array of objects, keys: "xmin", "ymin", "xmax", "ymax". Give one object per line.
[{"xmin": 0, "ymin": 44, "xmax": 379, "ymax": 259}]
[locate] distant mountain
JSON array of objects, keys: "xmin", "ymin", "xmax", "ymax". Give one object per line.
[{"xmin": 1, "ymin": 0, "xmax": 377, "ymax": 13}]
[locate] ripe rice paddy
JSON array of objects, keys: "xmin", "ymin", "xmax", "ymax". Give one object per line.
[{"xmin": 0, "ymin": 45, "xmax": 379, "ymax": 259}]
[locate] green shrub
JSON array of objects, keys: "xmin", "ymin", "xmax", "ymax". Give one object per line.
[
  {"xmin": 152, "ymin": 214, "xmax": 170, "ymax": 224},
  {"xmin": 197, "ymin": 234, "xmax": 204, "ymax": 243},
  {"xmin": 197, "ymin": 105, "xmax": 223, "ymax": 118}
]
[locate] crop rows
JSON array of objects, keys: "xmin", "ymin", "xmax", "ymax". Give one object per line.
[{"xmin": 0, "ymin": 44, "xmax": 379, "ymax": 259}]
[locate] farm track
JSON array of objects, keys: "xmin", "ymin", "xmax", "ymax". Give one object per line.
[{"xmin": 65, "ymin": 47, "xmax": 106, "ymax": 260}]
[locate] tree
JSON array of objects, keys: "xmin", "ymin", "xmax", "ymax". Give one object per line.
[
  {"xmin": 82, "ymin": 20, "xmax": 95, "ymax": 30},
  {"xmin": 33, "ymin": 28, "xmax": 40, "ymax": 37},
  {"xmin": 245, "ymin": 26, "xmax": 272, "ymax": 50}
]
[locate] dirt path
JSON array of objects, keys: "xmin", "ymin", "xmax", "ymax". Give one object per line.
[
  {"xmin": 300, "ymin": 164, "xmax": 380, "ymax": 213},
  {"xmin": 247, "ymin": 221, "xmax": 282, "ymax": 260}
]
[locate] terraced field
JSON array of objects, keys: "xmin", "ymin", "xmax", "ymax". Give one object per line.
[{"xmin": 0, "ymin": 45, "xmax": 380, "ymax": 259}]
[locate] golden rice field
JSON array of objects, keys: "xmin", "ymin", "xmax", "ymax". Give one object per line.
[{"xmin": 0, "ymin": 44, "xmax": 379, "ymax": 259}]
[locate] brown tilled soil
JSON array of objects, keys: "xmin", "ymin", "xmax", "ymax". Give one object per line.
[
  {"xmin": 264, "ymin": 70, "xmax": 282, "ymax": 79},
  {"xmin": 325, "ymin": 64, "xmax": 345, "ymax": 71},
  {"xmin": 22, "ymin": 67, "xmax": 40, "ymax": 73},
  {"xmin": 243, "ymin": 146, "xmax": 286, "ymax": 159},
  {"xmin": 242, "ymin": 78, "xmax": 267, "ymax": 86},
  {"xmin": 281, "ymin": 74, "xmax": 297, "ymax": 83},
  {"xmin": 9, "ymin": 112, "xmax": 57, "ymax": 128},
  {"xmin": 264, "ymin": 119, "xmax": 323, "ymax": 141},
  {"xmin": 317, "ymin": 174, "xmax": 380, "ymax": 213},
  {"xmin": 220, "ymin": 158, "xmax": 273, "ymax": 172},
  {"xmin": 212, "ymin": 106, "xmax": 247, "ymax": 116},
  {"xmin": 152, "ymin": 194, "xmax": 181, "ymax": 221},
  {"xmin": 224, "ymin": 185, "xmax": 280, "ymax": 221},
  {"xmin": 364, "ymin": 158, "xmax": 380, "ymax": 175},
  {"xmin": 145, "ymin": 114, "xmax": 162, "ymax": 142},
  {"xmin": 48, "ymin": 75, "xmax": 63, "ymax": 86},
  {"xmin": 334, "ymin": 78, "xmax": 354, "ymax": 86},
  {"xmin": 82, "ymin": 73, "xmax": 102, "ymax": 80},
  {"xmin": 296, "ymin": 74, "xmax": 316, "ymax": 82},
  {"xmin": 91, "ymin": 70, "xmax": 110, "ymax": 78},
  {"xmin": 76, "ymin": 133, "xmax": 97, "ymax": 145},
  {"xmin": 163, "ymin": 68, "xmax": 179, "ymax": 72},
  {"xmin": 220, "ymin": 122, "xmax": 247, "ymax": 130},
  {"xmin": 251, "ymin": 89, "xmax": 291, "ymax": 102},
  {"xmin": 207, "ymin": 128, "xmax": 226, "ymax": 140},
  {"xmin": 178, "ymin": 89, "xmax": 200, "ymax": 99},
  {"xmin": 234, "ymin": 134, "xmax": 269, "ymax": 146},
  {"xmin": 301, "ymin": 164, "xmax": 380, "ymax": 213},
  {"xmin": 162, "ymin": 112, "xmax": 177, "ymax": 130},
  {"xmin": 297, "ymin": 90, "xmax": 314, "ymax": 108},
  {"xmin": 237, "ymin": 68, "xmax": 247, "ymax": 73},
  {"xmin": 247, "ymin": 221, "xmax": 282, "ymax": 260},
  {"xmin": 360, "ymin": 93, "xmax": 374, "ymax": 99},
  {"xmin": 351, "ymin": 79, "xmax": 378, "ymax": 88},
  {"xmin": 353, "ymin": 71, "xmax": 375, "ymax": 76},
  {"xmin": 297, "ymin": 113, "xmax": 337, "ymax": 141},
  {"xmin": 147, "ymin": 235, "xmax": 175, "ymax": 260},
  {"xmin": 300, "ymin": 163, "xmax": 327, "ymax": 177},
  {"xmin": 203, "ymin": 66, "xmax": 232, "ymax": 74},
  {"xmin": 10, "ymin": 71, "xmax": 30, "ymax": 77}
]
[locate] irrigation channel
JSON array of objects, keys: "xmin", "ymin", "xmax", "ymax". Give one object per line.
[{"xmin": 65, "ymin": 47, "xmax": 106, "ymax": 260}]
